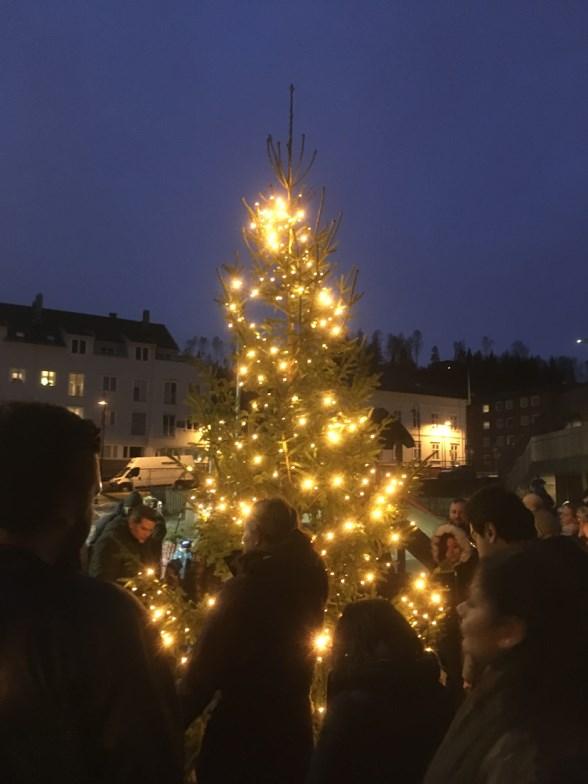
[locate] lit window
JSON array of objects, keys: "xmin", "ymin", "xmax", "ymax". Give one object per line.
[
  {"xmin": 482, "ymin": 404, "xmax": 490, "ymax": 413},
  {"xmin": 40, "ymin": 370, "xmax": 56, "ymax": 387},
  {"xmin": 430, "ymin": 442, "xmax": 440, "ymax": 461},
  {"xmin": 68, "ymin": 373, "xmax": 85, "ymax": 397},
  {"xmin": 483, "ymin": 421, "xmax": 490, "ymax": 430},
  {"xmin": 450, "ymin": 415, "xmax": 457, "ymax": 430},
  {"xmin": 450, "ymin": 443, "xmax": 459, "ymax": 463},
  {"xmin": 10, "ymin": 368, "xmax": 25, "ymax": 383},
  {"xmin": 431, "ymin": 413, "xmax": 439, "ymax": 426},
  {"xmin": 67, "ymin": 407, "xmax": 84, "ymax": 418}
]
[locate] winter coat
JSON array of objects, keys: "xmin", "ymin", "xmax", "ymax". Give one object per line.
[
  {"xmin": 0, "ymin": 544, "xmax": 183, "ymax": 784},
  {"xmin": 88, "ymin": 523, "xmax": 151, "ymax": 583},
  {"xmin": 307, "ymin": 655, "xmax": 452, "ymax": 784},
  {"xmin": 424, "ymin": 665, "xmax": 588, "ymax": 784},
  {"xmin": 179, "ymin": 528, "xmax": 329, "ymax": 784}
]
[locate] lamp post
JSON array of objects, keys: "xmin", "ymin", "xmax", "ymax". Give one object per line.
[{"xmin": 98, "ymin": 400, "xmax": 108, "ymax": 467}]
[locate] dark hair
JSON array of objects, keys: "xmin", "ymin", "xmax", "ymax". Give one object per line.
[
  {"xmin": 437, "ymin": 532, "xmax": 457, "ymax": 562},
  {"xmin": 332, "ymin": 598, "xmax": 422, "ymax": 676},
  {"xmin": 477, "ymin": 538, "xmax": 588, "ymax": 736},
  {"xmin": 251, "ymin": 497, "xmax": 298, "ymax": 546},
  {"xmin": 450, "ymin": 498, "xmax": 466, "ymax": 506},
  {"xmin": 0, "ymin": 402, "xmax": 99, "ymax": 534},
  {"xmin": 466, "ymin": 485, "xmax": 536, "ymax": 543},
  {"xmin": 129, "ymin": 505, "xmax": 159, "ymax": 525}
]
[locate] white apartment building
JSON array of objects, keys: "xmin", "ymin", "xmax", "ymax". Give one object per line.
[
  {"xmin": 0, "ymin": 296, "xmax": 202, "ymax": 468},
  {"xmin": 372, "ymin": 388, "xmax": 467, "ymax": 468}
]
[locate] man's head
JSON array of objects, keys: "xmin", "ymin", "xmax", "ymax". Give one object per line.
[
  {"xmin": 448, "ymin": 498, "xmax": 467, "ymax": 528},
  {"xmin": 0, "ymin": 402, "xmax": 100, "ymax": 562},
  {"xmin": 128, "ymin": 505, "xmax": 158, "ymax": 544},
  {"xmin": 466, "ymin": 485, "xmax": 536, "ymax": 558},
  {"xmin": 242, "ymin": 497, "xmax": 298, "ymax": 553}
]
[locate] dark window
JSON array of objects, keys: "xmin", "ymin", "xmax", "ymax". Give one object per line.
[
  {"xmin": 131, "ymin": 412, "xmax": 147, "ymax": 436},
  {"xmin": 135, "ymin": 347, "xmax": 149, "ymax": 361},
  {"xmin": 411, "ymin": 409, "xmax": 420, "ymax": 428},
  {"xmin": 495, "ymin": 401, "xmax": 504, "ymax": 412},
  {"xmin": 431, "ymin": 413, "xmax": 439, "ymax": 426},
  {"xmin": 506, "ymin": 417, "xmax": 514, "ymax": 430},
  {"xmin": 163, "ymin": 414, "xmax": 176, "ymax": 437},
  {"xmin": 103, "ymin": 376, "xmax": 117, "ymax": 392},
  {"xmin": 496, "ymin": 418, "xmax": 504, "ymax": 429},
  {"xmin": 521, "ymin": 415, "xmax": 529, "ymax": 427},
  {"xmin": 164, "ymin": 381, "xmax": 177, "ymax": 405},
  {"xmin": 71, "ymin": 339, "xmax": 87, "ymax": 355},
  {"xmin": 520, "ymin": 397, "xmax": 529, "ymax": 409},
  {"xmin": 505, "ymin": 400, "xmax": 513, "ymax": 411},
  {"xmin": 133, "ymin": 380, "xmax": 147, "ymax": 403},
  {"xmin": 531, "ymin": 395, "xmax": 541, "ymax": 407}
]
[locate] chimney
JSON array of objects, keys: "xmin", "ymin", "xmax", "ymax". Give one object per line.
[
  {"xmin": 142, "ymin": 309, "xmax": 150, "ymax": 324},
  {"xmin": 108, "ymin": 312, "xmax": 117, "ymax": 319},
  {"xmin": 32, "ymin": 293, "xmax": 43, "ymax": 325}
]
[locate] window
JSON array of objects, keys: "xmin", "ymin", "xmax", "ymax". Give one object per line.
[
  {"xmin": 506, "ymin": 434, "xmax": 516, "ymax": 446},
  {"xmin": 496, "ymin": 418, "xmax": 504, "ymax": 429},
  {"xmin": 10, "ymin": 368, "xmax": 25, "ymax": 383},
  {"xmin": 68, "ymin": 373, "xmax": 85, "ymax": 397},
  {"xmin": 450, "ymin": 415, "xmax": 457, "ymax": 430},
  {"xmin": 123, "ymin": 446, "xmax": 144, "ymax": 458},
  {"xmin": 495, "ymin": 435, "xmax": 505, "ymax": 447},
  {"xmin": 67, "ymin": 407, "xmax": 84, "ymax": 418},
  {"xmin": 103, "ymin": 445, "xmax": 119, "ymax": 459},
  {"xmin": 482, "ymin": 436, "xmax": 491, "ymax": 448},
  {"xmin": 163, "ymin": 414, "xmax": 176, "ymax": 437},
  {"xmin": 411, "ymin": 409, "xmax": 420, "ymax": 428},
  {"xmin": 520, "ymin": 397, "xmax": 528, "ymax": 409},
  {"xmin": 495, "ymin": 401, "xmax": 504, "ymax": 412},
  {"xmin": 40, "ymin": 370, "xmax": 56, "ymax": 387},
  {"xmin": 413, "ymin": 439, "xmax": 421, "ymax": 460},
  {"xmin": 164, "ymin": 381, "xmax": 177, "ymax": 405},
  {"xmin": 108, "ymin": 410, "xmax": 116, "ymax": 427},
  {"xmin": 103, "ymin": 376, "xmax": 117, "ymax": 392},
  {"xmin": 71, "ymin": 339, "xmax": 87, "ymax": 355},
  {"xmin": 450, "ymin": 443, "xmax": 459, "ymax": 463},
  {"xmin": 131, "ymin": 412, "xmax": 147, "ymax": 436},
  {"xmin": 506, "ymin": 417, "xmax": 514, "ymax": 430},
  {"xmin": 505, "ymin": 400, "xmax": 513, "ymax": 411},
  {"xmin": 531, "ymin": 395, "xmax": 541, "ymax": 407},
  {"xmin": 483, "ymin": 421, "xmax": 490, "ymax": 430},
  {"xmin": 133, "ymin": 379, "xmax": 147, "ymax": 403},
  {"xmin": 482, "ymin": 404, "xmax": 490, "ymax": 413},
  {"xmin": 521, "ymin": 415, "xmax": 529, "ymax": 427},
  {"xmin": 430, "ymin": 442, "xmax": 440, "ymax": 461},
  {"xmin": 135, "ymin": 346, "xmax": 149, "ymax": 361},
  {"xmin": 431, "ymin": 413, "xmax": 439, "ymax": 426}
]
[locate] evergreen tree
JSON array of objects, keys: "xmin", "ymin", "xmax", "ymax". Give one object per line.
[{"xmin": 188, "ymin": 93, "xmax": 429, "ymax": 618}]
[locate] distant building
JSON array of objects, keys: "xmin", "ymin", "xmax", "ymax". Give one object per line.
[
  {"xmin": 0, "ymin": 296, "xmax": 202, "ymax": 470},
  {"xmin": 468, "ymin": 386, "xmax": 568, "ymax": 476},
  {"xmin": 371, "ymin": 388, "xmax": 467, "ymax": 470}
]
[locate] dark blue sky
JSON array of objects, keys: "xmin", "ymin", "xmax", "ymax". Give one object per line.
[{"xmin": 2, "ymin": 1, "xmax": 588, "ymax": 360}]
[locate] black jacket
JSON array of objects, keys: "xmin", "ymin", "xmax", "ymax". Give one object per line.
[
  {"xmin": 88, "ymin": 523, "xmax": 150, "ymax": 583},
  {"xmin": 0, "ymin": 545, "xmax": 183, "ymax": 784},
  {"xmin": 424, "ymin": 665, "xmax": 588, "ymax": 784},
  {"xmin": 307, "ymin": 655, "xmax": 452, "ymax": 784},
  {"xmin": 179, "ymin": 529, "xmax": 328, "ymax": 784}
]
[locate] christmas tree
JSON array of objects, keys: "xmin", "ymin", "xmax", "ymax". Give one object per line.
[{"xmin": 189, "ymin": 89, "xmax": 441, "ymax": 626}]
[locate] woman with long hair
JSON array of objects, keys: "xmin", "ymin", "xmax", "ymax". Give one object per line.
[
  {"xmin": 307, "ymin": 599, "xmax": 451, "ymax": 784},
  {"xmin": 425, "ymin": 536, "xmax": 588, "ymax": 783}
]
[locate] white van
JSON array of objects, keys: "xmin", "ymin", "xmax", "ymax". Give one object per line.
[{"xmin": 107, "ymin": 456, "xmax": 197, "ymax": 491}]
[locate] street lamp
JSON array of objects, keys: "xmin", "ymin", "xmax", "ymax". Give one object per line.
[
  {"xmin": 98, "ymin": 400, "xmax": 108, "ymax": 465},
  {"xmin": 576, "ymin": 338, "xmax": 588, "ymax": 345}
]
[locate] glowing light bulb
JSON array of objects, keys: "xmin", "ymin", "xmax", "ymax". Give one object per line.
[
  {"xmin": 370, "ymin": 508, "xmax": 383, "ymax": 522},
  {"xmin": 414, "ymin": 578, "xmax": 426, "ymax": 592},
  {"xmin": 246, "ymin": 349, "xmax": 256, "ymax": 359},
  {"xmin": 431, "ymin": 592, "xmax": 442, "ymax": 605},
  {"xmin": 365, "ymin": 572, "xmax": 375, "ymax": 583},
  {"xmin": 342, "ymin": 520, "xmax": 356, "ymax": 532},
  {"xmin": 390, "ymin": 532, "xmax": 401, "ymax": 544},
  {"xmin": 313, "ymin": 631, "xmax": 332, "ymax": 654},
  {"xmin": 317, "ymin": 289, "xmax": 334, "ymax": 308},
  {"xmin": 326, "ymin": 430, "xmax": 342, "ymax": 446},
  {"xmin": 230, "ymin": 278, "xmax": 243, "ymax": 291},
  {"xmin": 252, "ymin": 454, "xmax": 264, "ymax": 466},
  {"xmin": 207, "ymin": 596, "xmax": 217, "ymax": 608},
  {"xmin": 297, "ymin": 416, "xmax": 308, "ymax": 427},
  {"xmin": 161, "ymin": 631, "xmax": 175, "ymax": 647},
  {"xmin": 269, "ymin": 346, "xmax": 279, "ymax": 356},
  {"xmin": 330, "ymin": 474, "xmax": 344, "ymax": 488},
  {"xmin": 322, "ymin": 394, "xmax": 336, "ymax": 408},
  {"xmin": 239, "ymin": 365, "xmax": 248, "ymax": 376},
  {"xmin": 325, "ymin": 531, "xmax": 335, "ymax": 541},
  {"xmin": 301, "ymin": 477, "xmax": 315, "ymax": 492}
]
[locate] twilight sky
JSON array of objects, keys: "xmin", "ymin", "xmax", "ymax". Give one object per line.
[{"xmin": 2, "ymin": 1, "xmax": 588, "ymax": 360}]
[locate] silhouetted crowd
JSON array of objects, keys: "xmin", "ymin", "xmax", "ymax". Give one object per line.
[{"xmin": 1, "ymin": 401, "xmax": 588, "ymax": 784}]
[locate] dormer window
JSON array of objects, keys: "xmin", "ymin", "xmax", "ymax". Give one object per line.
[
  {"xmin": 135, "ymin": 346, "xmax": 149, "ymax": 361},
  {"xmin": 71, "ymin": 338, "xmax": 87, "ymax": 354}
]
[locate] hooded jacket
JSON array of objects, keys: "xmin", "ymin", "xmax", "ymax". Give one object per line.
[
  {"xmin": 307, "ymin": 655, "xmax": 452, "ymax": 784},
  {"xmin": 179, "ymin": 528, "xmax": 328, "ymax": 784}
]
